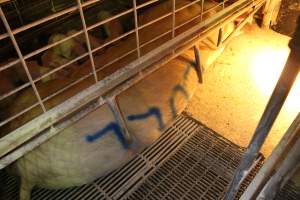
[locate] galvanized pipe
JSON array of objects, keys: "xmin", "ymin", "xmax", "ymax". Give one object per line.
[
  {"xmin": 107, "ymin": 97, "xmax": 133, "ymax": 147},
  {"xmin": 193, "ymin": 45, "xmax": 203, "ymax": 83},
  {"xmin": 257, "ymin": 128, "xmax": 300, "ymax": 199},
  {"xmin": 76, "ymin": 0, "xmax": 98, "ymax": 83},
  {"xmin": 133, "ymin": 0, "xmax": 141, "ymax": 58},
  {"xmin": 240, "ymin": 113, "xmax": 300, "ymax": 200},
  {"xmin": 224, "ymin": 16, "xmax": 300, "ymax": 200}
]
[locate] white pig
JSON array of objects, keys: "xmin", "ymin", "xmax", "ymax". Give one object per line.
[{"xmin": 8, "ymin": 56, "xmax": 198, "ymax": 200}]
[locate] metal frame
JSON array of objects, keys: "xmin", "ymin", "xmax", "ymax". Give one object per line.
[
  {"xmin": 257, "ymin": 124, "xmax": 300, "ymax": 200},
  {"xmin": 0, "ymin": 0, "xmax": 265, "ymax": 169},
  {"xmin": 240, "ymin": 113, "xmax": 300, "ymax": 200},
  {"xmin": 224, "ymin": 15, "xmax": 300, "ymax": 200}
]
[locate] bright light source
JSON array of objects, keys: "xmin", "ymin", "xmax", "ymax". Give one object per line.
[{"xmin": 251, "ymin": 47, "xmax": 300, "ymax": 112}]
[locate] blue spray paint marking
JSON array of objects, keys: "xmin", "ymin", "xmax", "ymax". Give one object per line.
[
  {"xmin": 85, "ymin": 122, "xmax": 129, "ymax": 149},
  {"xmin": 127, "ymin": 107, "xmax": 165, "ymax": 130},
  {"xmin": 170, "ymin": 84, "xmax": 189, "ymax": 118}
]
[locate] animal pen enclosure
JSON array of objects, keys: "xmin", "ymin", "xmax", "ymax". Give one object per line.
[{"xmin": 0, "ymin": 0, "xmax": 299, "ymax": 200}]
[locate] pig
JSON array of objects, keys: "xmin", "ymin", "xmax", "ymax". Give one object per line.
[
  {"xmin": 41, "ymin": 10, "xmax": 124, "ymax": 79},
  {"xmin": 0, "ymin": 60, "xmax": 48, "ymax": 111},
  {"xmin": 8, "ymin": 56, "xmax": 198, "ymax": 200},
  {"xmin": 41, "ymin": 33, "xmax": 84, "ymax": 78},
  {"xmin": 0, "ymin": 67, "xmax": 17, "ymax": 121},
  {"xmin": 96, "ymin": 10, "xmax": 124, "ymax": 41}
]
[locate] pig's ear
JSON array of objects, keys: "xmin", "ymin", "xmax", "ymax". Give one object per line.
[
  {"xmin": 103, "ymin": 24, "xmax": 112, "ymax": 38},
  {"xmin": 97, "ymin": 11, "xmax": 112, "ymax": 38}
]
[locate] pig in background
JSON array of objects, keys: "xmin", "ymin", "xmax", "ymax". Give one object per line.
[
  {"xmin": 0, "ymin": 60, "xmax": 49, "ymax": 127},
  {"xmin": 0, "ymin": 9, "xmax": 125, "ymax": 129}
]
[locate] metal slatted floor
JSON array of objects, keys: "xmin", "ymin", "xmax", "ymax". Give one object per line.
[
  {"xmin": 275, "ymin": 181, "xmax": 300, "ymax": 200},
  {"xmin": 0, "ymin": 114, "xmax": 298, "ymax": 200}
]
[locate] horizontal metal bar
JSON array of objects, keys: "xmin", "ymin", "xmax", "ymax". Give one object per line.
[
  {"xmin": 41, "ymin": 72, "xmax": 93, "ymax": 103},
  {"xmin": 175, "ymin": 0, "xmax": 202, "ymax": 13},
  {"xmin": 0, "ymin": 102, "xmax": 39, "ymax": 128},
  {"xmin": 140, "ymin": 29, "xmax": 173, "ymax": 47},
  {"xmin": 91, "ymin": 30, "xmax": 135, "ymax": 53},
  {"xmin": 24, "ymin": 29, "xmax": 84, "ymax": 59},
  {"xmin": 33, "ymin": 52, "xmax": 89, "ymax": 83},
  {"xmin": 0, "ymin": 82, "xmax": 30, "ymax": 102},
  {"xmin": 0, "ymin": 5, "xmax": 78, "ymax": 41},
  {"xmin": 0, "ymin": 0, "xmax": 264, "ymax": 168},
  {"xmin": 174, "ymin": 11, "xmax": 202, "ymax": 30},
  {"xmin": 0, "ymin": 0, "xmax": 10, "ymax": 5},
  {"xmin": 86, "ymin": 8, "xmax": 134, "ymax": 32},
  {"xmin": 0, "ymin": 59, "xmax": 19, "ymax": 73},
  {"xmin": 95, "ymin": 48, "xmax": 137, "ymax": 72},
  {"xmin": 136, "ymin": 0, "xmax": 159, "ymax": 9},
  {"xmin": 81, "ymin": 0, "xmax": 103, "ymax": 7}
]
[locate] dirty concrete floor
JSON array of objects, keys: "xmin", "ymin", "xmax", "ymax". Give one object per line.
[{"xmin": 186, "ymin": 24, "xmax": 300, "ymax": 157}]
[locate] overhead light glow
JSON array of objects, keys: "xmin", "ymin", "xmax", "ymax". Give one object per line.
[{"xmin": 251, "ymin": 47, "xmax": 300, "ymax": 112}]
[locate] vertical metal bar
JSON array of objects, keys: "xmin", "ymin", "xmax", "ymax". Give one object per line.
[
  {"xmin": 200, "ymin": 0, "xmax": 204, "ymax": 21},
  {"xmin": 76, "ymin": 0, "xmax": 98, "ymax": 83},
  {"xmin": 224, "ymin": 16, "xmax": 300, "ymax": 200},
  {"xmin": 172, "ymin": 0, "xmax": 176, "ymax": 38},
  {"xmin": 240, "ymin": 113, "xmax": 300, "ymax": 200},
  {"xmin": 217, "ymin": 28, "xmax": 223, "ymax": 47},
  {"xmin": 13, "ymin": 0, "xmax": 24, "ymax": 25},
  {"xmin": 193, "ymin": 45, "xmax": 203, "ymax": 83},
  {"xmin": 107, "ymin": 97, "xmax": 132, "ymax": 146},
  {"xmin": 257, "ymin": 132, "xmax": 300, "ymax": 200},
  {"xmin": 133, "ymin": 0, "xmax": 141, "ymax": 58},
  {"xmin": 0, "ymin": 7, "xmax": 46, "ymax": 112},
  {"xmin": 218, "ymin": 0, "xmax": 225, "ymax": 47},
  {"xmin": 50, "ymin": 0, "xmax": 56, "ymax": 12}
]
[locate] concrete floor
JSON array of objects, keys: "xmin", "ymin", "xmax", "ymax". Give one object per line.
[{"xmin": 186, "ymin": 24, "xmax": 300, "ymax": 157}]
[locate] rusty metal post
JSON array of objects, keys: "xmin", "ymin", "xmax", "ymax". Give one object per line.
[
  {"xmin": 217, "ymin": 28, "xmax": 223, "ymax": 47},
  {"xmin": 193, "ymin": 45, "xmax": 203, "ymax": 83},
  {"xmin": 224, "ymin": 16, "xmax": 300, "ymax": 200},
  {"xmin": 107, "ymin": 97, "xmax": 133, "ymax": 147},
  {"xmin": 262, "ymin": 0, "xmax": 282, "ymax": 29}
]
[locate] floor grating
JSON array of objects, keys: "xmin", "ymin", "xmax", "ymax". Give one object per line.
[{"xmin": 0, "ymin": 114, "xmax": 298, "ymax": 199}]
